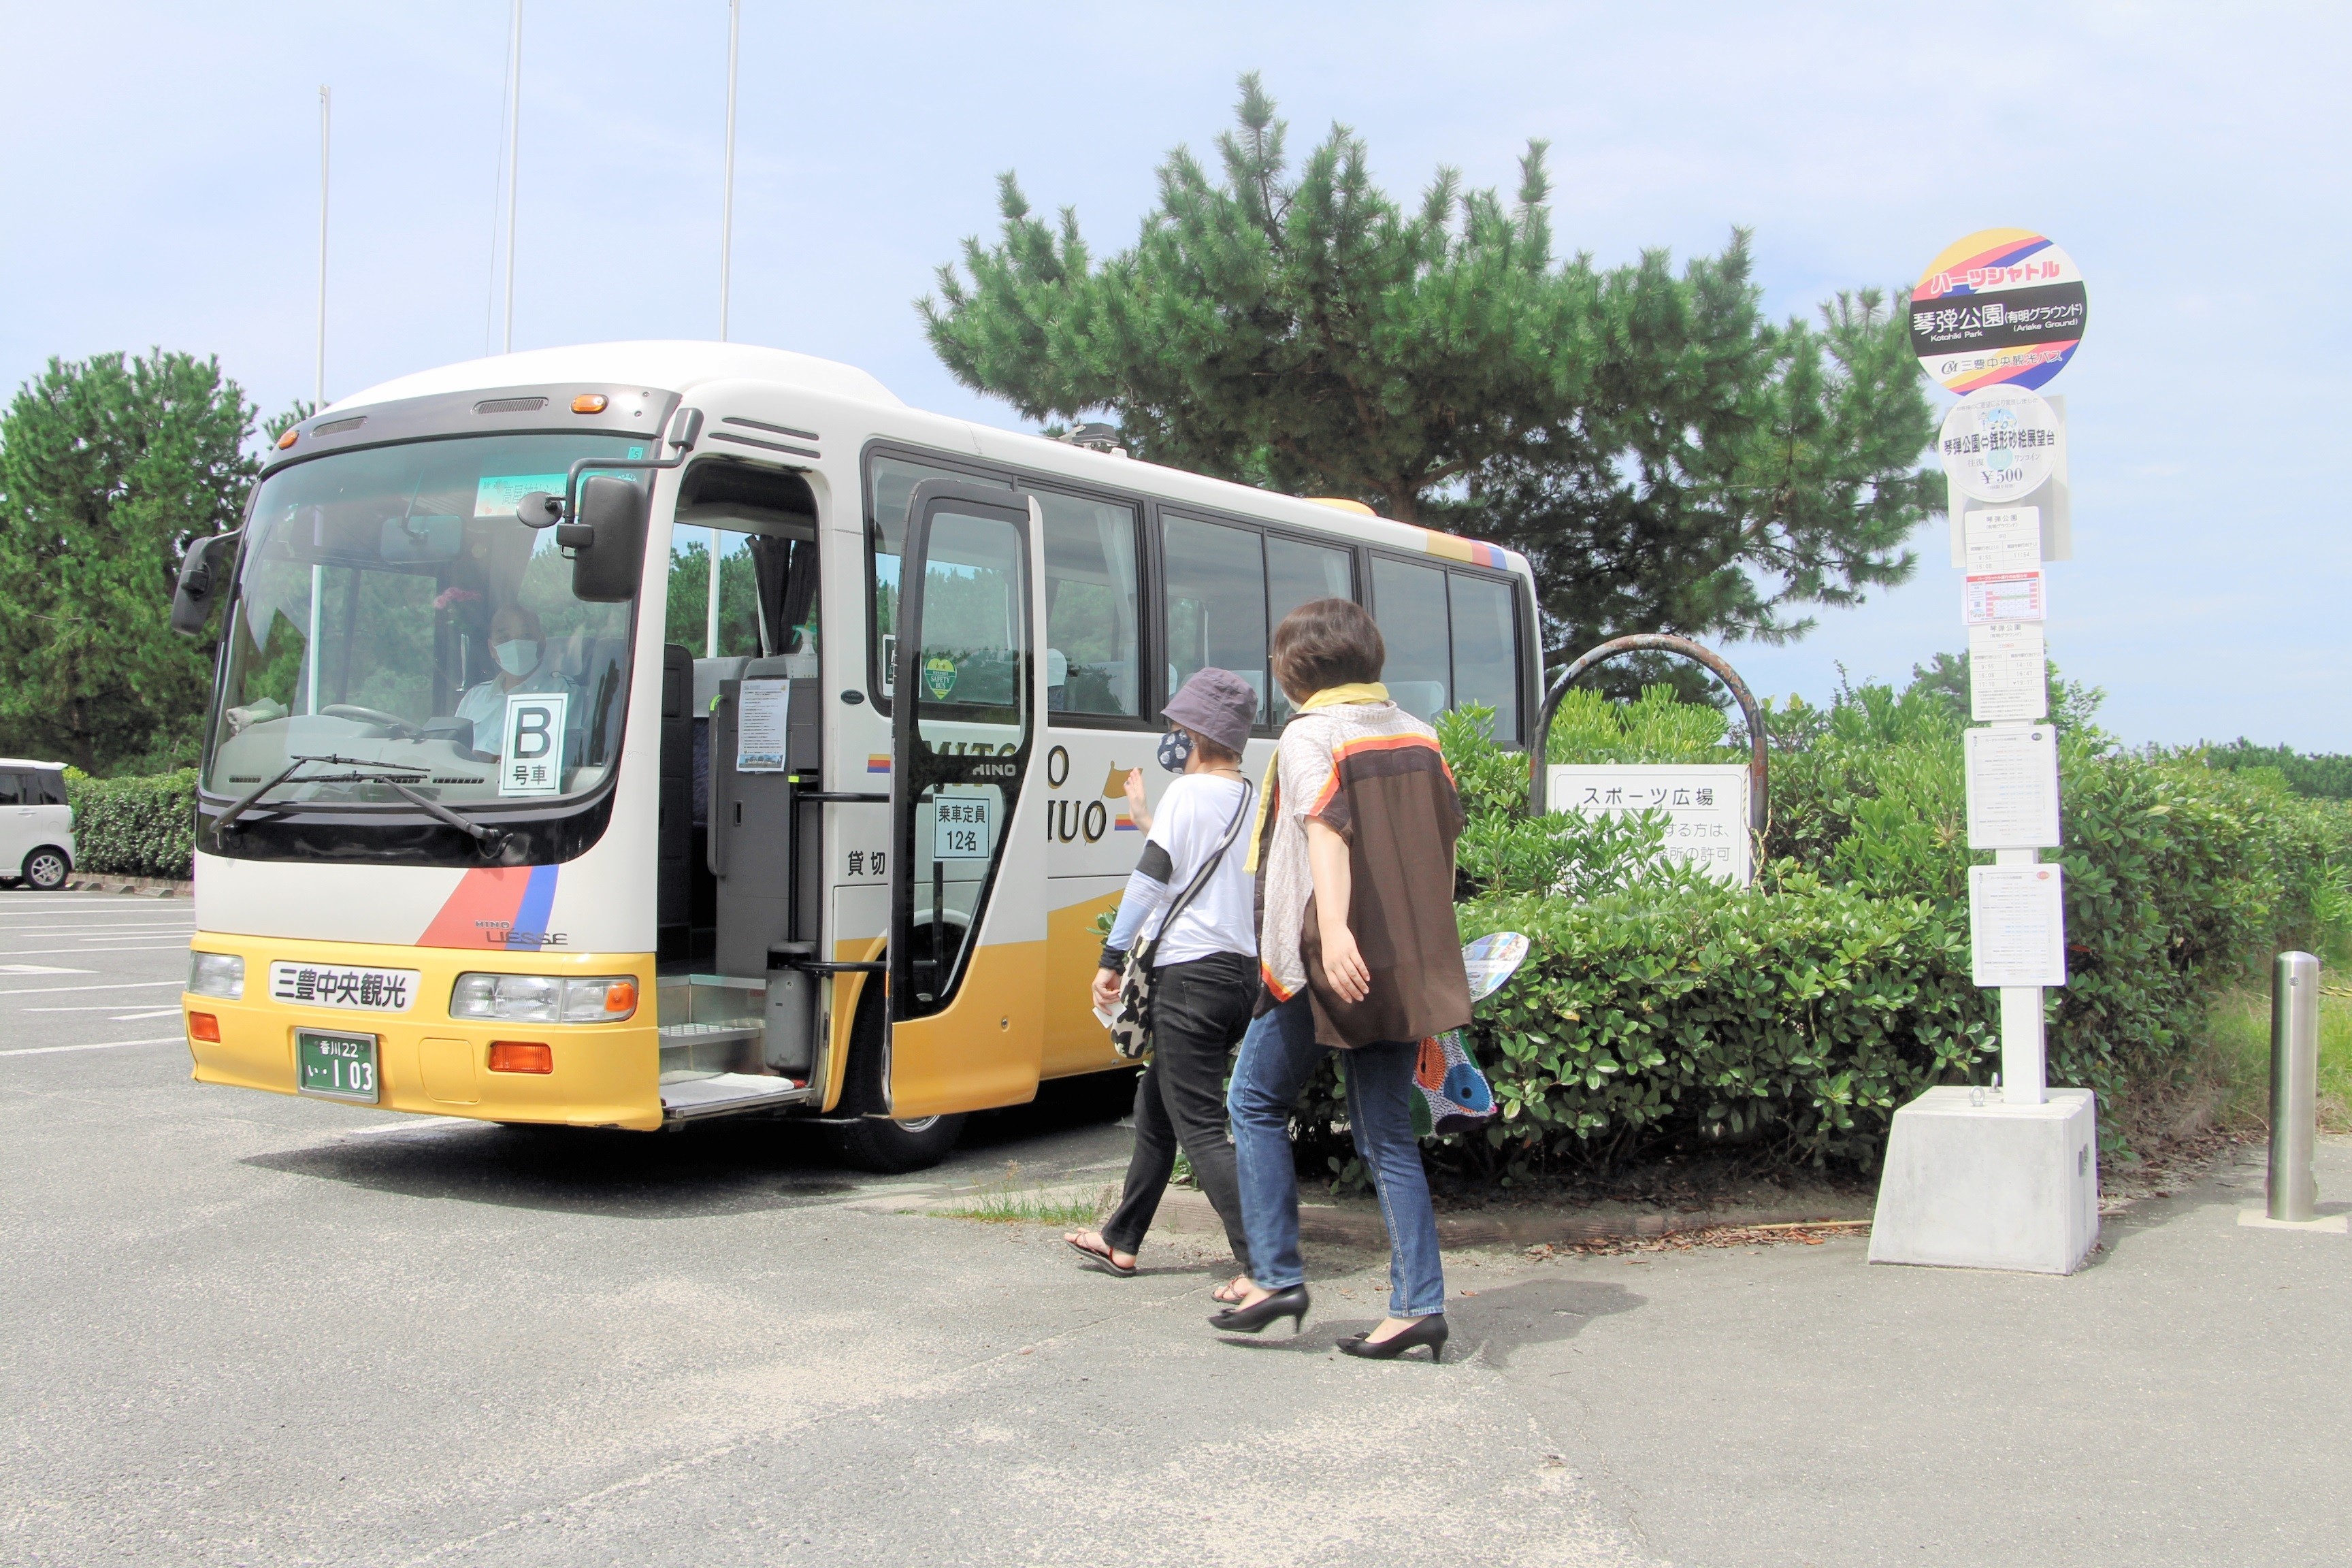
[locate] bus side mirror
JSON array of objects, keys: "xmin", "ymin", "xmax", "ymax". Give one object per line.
[
  {"xmin": 170, "ymin": 533, "xmax": 235, "ymax": 636},
  {"xmin": 566, "ymin": 474, "xmax": 649, "ymax": 603}
]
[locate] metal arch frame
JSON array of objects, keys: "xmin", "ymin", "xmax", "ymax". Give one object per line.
[{"xmin": 1528, "ymin": 633, "xmax": 1769, "ymax": 834}]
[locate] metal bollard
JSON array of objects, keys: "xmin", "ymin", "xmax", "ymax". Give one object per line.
[{"xmin": 2268, "ymin": 951, "xmax": 2320, "ymax": 1223}]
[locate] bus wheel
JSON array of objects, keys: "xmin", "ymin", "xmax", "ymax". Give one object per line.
[
  {"xmin": 21, "ymin": 848, "xmax": 69, "ymax": 892},
  {"xmin": 826, "ymin": 979, "xmax": 966, "ymax": 1174}
]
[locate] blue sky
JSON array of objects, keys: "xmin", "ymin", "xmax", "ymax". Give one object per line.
[{"xmin": 3, "ymin": 2, "xmax": 2344, "ymax": 747}]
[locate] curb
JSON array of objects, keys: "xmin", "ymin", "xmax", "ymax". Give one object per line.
[
  {"xmin": 896, "ymin": 1179, "xmax": 1874, "ymax": 1252},
  {"xmin": 61, "ymin": 874, "xmax": 193, "ymax": 897},
  {"xmin": 1146, "ymin": 1186, "xmax": 1874, "ymax": 1250}
]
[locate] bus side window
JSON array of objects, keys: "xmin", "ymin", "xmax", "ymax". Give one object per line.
[
  {"xmin": 1037, "ymin": 491, "xmax": 1141, "ymax": 719},
  {"xmin": 1371, "ymin": 557, "xmax": 1451, "ymax": 723},
  {"xmin": 1162, "ymin": 516, "xmax": 1270, "ymax": 725},
  {"xmin": 1265, "ymin": 536, "xmax": 1354, "ymax": 723},
  {"xmin": 1448, "ymin": 573, "xmax": 1522, "ymax": 745}
]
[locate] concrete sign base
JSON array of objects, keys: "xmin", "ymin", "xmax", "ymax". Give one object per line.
[{"xmin": 1868, "ymin": 1086, "xmax": 2100, "ymax": 1274}]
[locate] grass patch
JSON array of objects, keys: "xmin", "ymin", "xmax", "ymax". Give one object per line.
[
  {"xmin": 2199, "ymin": 982, "xmax": 2352, "ymax": 1137},
  {"xmin": 933, "ymin": 1163, "xmax": 1115, "ymax": 1226}
]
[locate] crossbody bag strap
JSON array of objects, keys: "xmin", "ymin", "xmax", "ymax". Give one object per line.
[{"xmin": 1135, "ymin": 781, "xmax": 1254, "ymax": 964}]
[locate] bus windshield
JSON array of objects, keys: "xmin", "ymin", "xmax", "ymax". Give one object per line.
[{"xmin": 206, "ymin": 433, "xmax": 651, "ymax": 812}]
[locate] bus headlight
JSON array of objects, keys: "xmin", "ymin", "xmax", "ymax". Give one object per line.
[
  {"xmin": 188, "ymin": 951, "xmax": 245, "ymax": 1000},
  {"xmin": 450, "ymin": 973, "xmax": 638, "ymax": 1023}
]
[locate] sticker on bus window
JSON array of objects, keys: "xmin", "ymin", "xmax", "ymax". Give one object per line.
[
  {"xmin": 924, "ymin": 655, "xmax": 958, "ymax": 700},
  {"xmin": 474, "ymin": 474, "xmax": 568, "ymax": 517},
  {"xmin": 501, "ymin": 691, "xmax": 569, "ymax": 796},
  {"xmin": 933, "ymin": 794, "xmax": 992, "ymax": 860}
]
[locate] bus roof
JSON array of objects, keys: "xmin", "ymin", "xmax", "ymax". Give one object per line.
[{"xmin": 329, "ymin": 340, "xmax": 1528, "ymax": 576}]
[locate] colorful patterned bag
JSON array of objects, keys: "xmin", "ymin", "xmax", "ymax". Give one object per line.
[{"xmin": 1408, "ymin": 932, "xmax": 1529, "ymax": 1137}]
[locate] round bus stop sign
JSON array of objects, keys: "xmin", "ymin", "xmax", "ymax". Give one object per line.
[
  {"xmin": 1939, "ymin": 383, "xmax": 2059, "ymax": 504},
  {"xmin": 1911, "ymin": 229, "xmax": 2087, "ymax": 395}
]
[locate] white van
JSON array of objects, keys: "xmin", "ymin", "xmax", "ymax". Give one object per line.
[{"xmin": 0, "ymin": 760, "xmax": 74, "ymax": 890}]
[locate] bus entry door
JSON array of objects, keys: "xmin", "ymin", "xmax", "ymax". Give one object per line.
[{"xmin": 885, "ymin": 482, "xmax": 1048, "ymax": 1119}]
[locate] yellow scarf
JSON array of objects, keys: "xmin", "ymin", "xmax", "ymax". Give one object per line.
[{"xmin": 1245, "ymin": 684, "xmax": 1390, "ymax": 871}]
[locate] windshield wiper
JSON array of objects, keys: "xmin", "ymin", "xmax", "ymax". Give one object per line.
[
  {"xmin": 212, "ymin": 754, "xmax": 509, "ymax": 856},
  {"xmin": 213, "ymin": 753, "xmax": 407, "ymax": 836},
  {"xmin": 378, "ymin": 778, "xmax": 510, "ymax": 855}
]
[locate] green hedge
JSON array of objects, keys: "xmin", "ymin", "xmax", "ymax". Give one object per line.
[
  {"xmin": 63, "ymin": 768, "xmax": 197, "ymax": 879},
  {"xmin": 1294, "ymin": 678, "xmax": 2352, "ymax": 1181}
]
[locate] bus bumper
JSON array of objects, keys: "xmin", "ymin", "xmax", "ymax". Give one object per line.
[{"xmin": 180, "ymin": 932, "xmax": 664, "ymax": 1130}]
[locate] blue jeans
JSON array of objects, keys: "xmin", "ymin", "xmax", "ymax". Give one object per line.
[{"xmin": 1227, "ymin": 992, "xmax": 1446, "ymax": 1318}]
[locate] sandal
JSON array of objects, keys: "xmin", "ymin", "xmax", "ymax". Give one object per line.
[
  {"xmin": 1063, "ymin": 1232, "xmax": 1138, "ymax": 1277},
  {"xmin": 1211, "ymin": 1273, "xmax": 1252, "ymax": 1305}
]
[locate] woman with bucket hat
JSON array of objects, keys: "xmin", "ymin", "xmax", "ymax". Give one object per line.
[{"xmin": 1064, "ymin": 668, "xmax": 1262, "ymax": 1298}]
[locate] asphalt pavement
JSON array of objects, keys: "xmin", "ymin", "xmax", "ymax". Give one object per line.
[{"xmin": 4, "ymin": 888, "xmax": 2347, "ymax": 1567}]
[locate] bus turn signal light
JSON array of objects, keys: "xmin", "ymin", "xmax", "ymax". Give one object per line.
[
  {"xmin": 602, "ymin": 980, "xmax": 636, "ymax": 1014},
  {"xmin": 487, "ymin": 1041, "xmax": 553, "ymax": 1075},
  {"xmin": 571, "ymin": 393, "xmax": 608, "ymax": 414},
  {"xmin": 275, "ymin": 427, "xmax": 298, "ymax": 449},
  {"xmin": 189, "ymin": 1012, "xmax": 220, "ymax": 1043}
]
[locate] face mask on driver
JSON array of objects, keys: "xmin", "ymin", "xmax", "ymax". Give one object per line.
[
  {"xmin": 493, "ymin": 639, "xmax": 541, "ymax": 677},
  {"xmin": 1157, "ymin": 728, "xmax": 1193, "ymax": 773}
]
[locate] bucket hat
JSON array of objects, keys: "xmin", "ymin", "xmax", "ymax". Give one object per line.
[{"xmin": 1161, "ymin": 668, "xmax": 1258, "ymax": 757}]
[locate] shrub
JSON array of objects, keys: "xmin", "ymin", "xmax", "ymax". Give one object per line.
[
  {"xmin": 1287, "ymin": 679, "xmax": 2352, "ymax": 1184},
  {"xmin": 63, "ymin": 768, "xmax": 197, "ymax": 879}
]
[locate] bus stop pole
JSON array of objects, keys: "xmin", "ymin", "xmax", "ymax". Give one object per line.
[{"xmin": 2268, "ymin": 951, "xmax": 2321, "ymax": 1223}]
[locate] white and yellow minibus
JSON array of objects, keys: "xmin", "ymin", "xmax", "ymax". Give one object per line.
[{"xmin": 174, "ymin": 343, "xmax": 1539, "ymax": 1170}]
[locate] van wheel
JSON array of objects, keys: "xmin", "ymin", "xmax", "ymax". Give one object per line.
[
  {"xmin": 824, "ymin": 976, "xmax": 966, "ymax": 1173},
  {"xmin": 21, "ymin": 848, "xmax": 70, "ymax": 892}
]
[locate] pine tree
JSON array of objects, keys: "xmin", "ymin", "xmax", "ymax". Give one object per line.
[
  {"xmin": 0, "ymin": 350, "xmax": 258, "ymax": 772},
  {"xmin": 924, "ymin": 75, "xmax": 1938, "ymax": 667}
]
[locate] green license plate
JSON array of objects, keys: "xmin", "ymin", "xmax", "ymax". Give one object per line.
[{"xmin": 297, "ymin": 1030, "xmax": 380, "ymax": 1104}]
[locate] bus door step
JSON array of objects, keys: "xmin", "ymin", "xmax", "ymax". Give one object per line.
[{"xmin": 659, "ymin": 1072, "xmax": 811, "ymax": 1122}]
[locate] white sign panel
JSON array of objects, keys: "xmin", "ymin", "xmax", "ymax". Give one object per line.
[
  {"xmin": 1940, "ymin": 385, "xmax": 2060, "ymax": 504},
  {"xmin": 1963, "ymin": 507, "xmax": 2042, "ymax": 573},
  {"xmin": 269, "ymin": 960, "xmax": 421, "ymax": 1012},
  {"xmin": 1964, "ymin": 723, "xmax": 2061, "ymax": 849},
  {"xmin": 1963, "ymin": 569, "xmax": 2046, "ymax": 624},
  {"xmin": 1969, "ymin": 864, "xmax": 2068, "ymax": 987},
  {"xmin": 1546, "ymin": 764, "xmax": 1752, "ymax": 886},
  {"xmin": 736, "ymin": 678, "xmax": 789, "ymax": 772},
  {"xmin": 932, "ymin": 792, "xmax": 994, "ymax": 860},
  {"xmin": 1969, "ymin": 621, "xmax": 2048, "ymax": 723},
  {"xmin": 499, "ymin": 690, "xmax": 569, "ymax": 798}
]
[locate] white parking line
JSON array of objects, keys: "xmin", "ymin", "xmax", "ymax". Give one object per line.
[
  {"xmin": 0, "ymin": 1036, "xmax": 186, "ymax": 1058},
  {"xmin": 0, "ymin": 981, "xmax": 180, "ymax": 997},
  {"xmin": 19, "ymin": 1002, "xmax": 188, "ymax": 1013},
  {"xmin": 341, "ymin": 1117, "xmax": 471, "ymax": 1137},
  {"xmin": 0, "ymin": 945, "xmax": 193, "ymax": 956}
]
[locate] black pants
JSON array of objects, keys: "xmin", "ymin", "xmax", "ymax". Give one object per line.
[{"xmin": 1100, "ymin": 950, "xmax": 1256, "ymax": 1271}]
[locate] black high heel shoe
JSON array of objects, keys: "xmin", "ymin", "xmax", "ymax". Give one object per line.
[
  {"xmin": 1207, "ymin": 1284, "xmax": 1309, "ymax": 1335},
  {"xmin": 1339, "ymin": 1314, "xmax": 1449, "ymax": 1362}
]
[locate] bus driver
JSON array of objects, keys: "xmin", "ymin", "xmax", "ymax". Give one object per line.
[{"xmin": 455, "ymin": 602, "xmax": 573, "ymax": 755}]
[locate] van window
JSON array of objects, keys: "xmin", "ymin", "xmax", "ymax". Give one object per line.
[
  {"xmin": 1265, "ymin": 536, "xmax": 1355, "ymax": 723},
  {"xmin": 1371, "ymin": 558, "xmax": 1452, "ymax": 723},
  {"xmin": 0, "ymin": 773, "xmax": 20, "ymax": 806},
  {"xmin": 1039, "ymin": 491, "xmax": 1141, "ymax": 719},
  {"xmin": 1449, "ymin": 574, "xmax": 1522, "ymax": 744},
  {"xmin": 33, "ymin": 772, "xmax": 65, "ymax": 806},
  {"xmin": 1162, "ymin": 516, "xmax": 1270, "ymax": 725}
]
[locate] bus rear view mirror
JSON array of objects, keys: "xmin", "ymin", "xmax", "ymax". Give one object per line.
[
  {"xmin": 567, "ymin": 474, "xmax": 649, "ymax": 603},
  {"xmin": 169, "ymin": 532, "xmax": 238, "ymax": 636}
]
